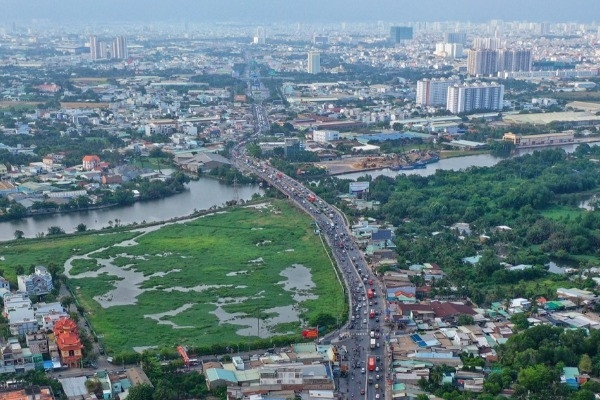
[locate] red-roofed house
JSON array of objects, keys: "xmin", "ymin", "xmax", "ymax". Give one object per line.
[
  {"xmin": 53, "ymin": 317, "xmax": 83, "ymax": 368},
  {"xmin": 82, "ymin": 155, "xmax": 101, "ymax": 171}
]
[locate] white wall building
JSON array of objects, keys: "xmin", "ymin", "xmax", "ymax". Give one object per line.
[
  {"xmin": 416, "ymin": 78, "xmax": 459, "ymax": 106},
  {"xmin": 312, "ymin": 130, "xmax": 339, "ymax": 143},
  {"xmin": 447, "ymin": 83, "xmax": 504, "ymax": 114}
]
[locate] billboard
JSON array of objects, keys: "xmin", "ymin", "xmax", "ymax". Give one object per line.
[{"xmin": 349, "ymin": 181, "xmax": 370, "ymax": 194}]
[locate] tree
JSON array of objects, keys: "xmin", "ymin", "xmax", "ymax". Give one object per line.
[
  {"xmin": 579, "ymin": 353, "xmax": 593, "ymax": 373},
  {"xmin": 510, "ymin": 312, "xmax": 530, "ymax": 331},
  {"xmin": 47, "ymin": 226, "xmax": 65, "ymax": 236},
  {"xmin": 85, "ymin": 378, "xmax": 103, "ymax": 398},
  {"xmin": 76, "ymin": 223, "xmax": 87, "ymax": 232},
  {"xmin": 15, "ymin": 265, "xmax": 24, "ymax": 275},
  {"xmin": 517, "ymin": 364, "xmax": 557, "ymax": 394},
  {"xmin": 13, "ymin": 230, "xmax": 24, "ymax": 240},
  {"xmin": 60, "ymin": 296, "xmax": 74, "ymax": 310},
  {"xmin": 457, "ymin": 314, "xmax": 474, "ymax": 326},
  {"xmin": 127, "ymin": 383, "xmax": 155, "ymax": 400}
]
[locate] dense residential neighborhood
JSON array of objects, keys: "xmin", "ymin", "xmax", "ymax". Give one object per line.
[{"xmin": 1, "ymin": 4, "xmax": 600, "ymax": 400}]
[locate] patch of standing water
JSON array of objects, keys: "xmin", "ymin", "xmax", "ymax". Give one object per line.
[
  {"xmin": 144, "ymin": 303, "xmax": 196, "ymax": 329},
  {"xmin": 277, "ymin": 264, "xmax": 318, "ymax": 302}
]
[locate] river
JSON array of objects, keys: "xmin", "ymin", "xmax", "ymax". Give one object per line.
[
  {"xmin": 0, "ymin": 178, "xmax": 263, "ymax": 240},
  {"xmin": 335, "ymin": 142, "xmax": 599, "ymax": 181}
]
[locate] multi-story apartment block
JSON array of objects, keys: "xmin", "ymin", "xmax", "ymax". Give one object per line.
[
  {"xmin": 416, "ymin": 78, "xmax": 459, "ymax": 106},
  {"xmin": 446, "ymin": 83, "xmax": 505, "ymax": 114}
]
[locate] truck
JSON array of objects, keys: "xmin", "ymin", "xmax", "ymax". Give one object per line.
[
  {"xmin": 307, "ymin": 194, "xmax": 316, "ymax": 203},
  {"xmin": 370, "ymin": 338, "xmax": 376, "ymax": 349},
  {"xmin": 369, "ymin": 309, "xmax": 375, "ymax": 318},
  {"xmin": 368, "ymin": 356, "xmax": 376, "ymax": 371},
  {"xmin": 367, "ymin": 288, "xmax": 374, "ymax": 299}
]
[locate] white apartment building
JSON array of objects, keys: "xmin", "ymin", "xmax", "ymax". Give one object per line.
[
  {"xmin": 416, "ymin": 78, "xmax": 459, "ymax": 106},
  {"xmin": 434, "ymin": 43, "xmax": 463, "ymax": 59},
  {"xmin": 312, "ymin": 130, "xmax": 339, "ymax": 143},
  {"xmin": 446, "ymin": 83, "xmax": 505, "ymax": 114}
]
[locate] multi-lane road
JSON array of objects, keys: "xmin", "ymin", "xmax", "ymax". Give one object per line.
[{"xmin": 230, "ymin": 149, "xmax": 388, "ymax": 400}]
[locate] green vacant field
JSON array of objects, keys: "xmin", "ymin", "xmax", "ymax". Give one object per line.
[{"xmin": 1, "ymin": 200, "xmax": 345, "ymax": 353}]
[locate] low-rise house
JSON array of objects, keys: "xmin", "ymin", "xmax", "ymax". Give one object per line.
[
  {"xmin": 3, "ymin": 293, "xmax": 37, "ymax": 336},
  {"xmin": 0, "ymin": 338, "xmax": 43, "ymax": 374},
  {"xmin": 0, "ymin": 386, "xmax": 54, "ymax": 400},
  {"xmin": 0, "ymin": 276, "xmax": 10, "ymax": 291},
  {"xmin": 561, "ymin": 367, "xmax": 589, "ymax": 389},
  {"xmin": 17, "ymin": 266, "xmax": 53, "ymax": 296},
  {"xmin": 82, "ymin": 155, "xmax": 101, "ymax": 171}
]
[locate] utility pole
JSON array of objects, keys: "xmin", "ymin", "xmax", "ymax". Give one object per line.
[{"xmin": 233, "ymin": 175, "xmax": 239, "ymax": 204}]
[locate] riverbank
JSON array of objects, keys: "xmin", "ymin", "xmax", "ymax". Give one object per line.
[{"xmin": 0, "ymin": 177, "xmax": 263, "ymax": 240}]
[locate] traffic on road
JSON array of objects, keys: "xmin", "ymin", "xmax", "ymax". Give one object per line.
[{"xmin": 230, "ymin": 147, "xmax": 389, "ymax": 400}]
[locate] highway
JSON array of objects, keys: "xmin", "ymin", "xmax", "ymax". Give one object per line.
[{"xmin": 230, "ymin": 148, "xmax": 389, "ymax": 400}]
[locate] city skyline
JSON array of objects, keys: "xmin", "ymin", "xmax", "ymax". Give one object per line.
[{"xmin": 1, "ymin": 0, "xmax": 599, "ymax": 23}]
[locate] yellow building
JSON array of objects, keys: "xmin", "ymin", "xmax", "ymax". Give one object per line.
[{"xmin": 502, "ymin": 132, "xmax": 574, "ymax": 148}]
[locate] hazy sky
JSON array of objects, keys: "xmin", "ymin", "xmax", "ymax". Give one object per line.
[{"xmin": 1, "ymin": 0, "xmax": 599, "ymax": 23}]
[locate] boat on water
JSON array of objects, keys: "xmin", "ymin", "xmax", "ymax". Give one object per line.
[{"xmin": 390, "ymin": 154, "xmax": 438, "ymax": 171}]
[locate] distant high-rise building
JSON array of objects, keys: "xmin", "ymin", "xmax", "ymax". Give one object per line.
[
  {"xmin": 307, "ymin": 51, "xmax": 321, "ymax": 74},
  {"xmin": 111, "ymin": 35, "xmax": 128, "ymax": 60},
  {"xmin": 499, "ymin": 49, "xmax": 533, "ymax": 72},
  {"xmin": 313, "ymin": 34, "xmax": 328, "ymax": 46},
  {"xmin": 473, "ymin": 37, "xmax": 504, "ymax": 50},
  {"xmin": 89, "ymin": 35, "xmax": 100, "ymax": 60},
  {"xmin": 446, "ymin": 83, "xmax": 504, "ymax": 114},
  {"xmin": 444, "ymin": 32, "xmax": 466, "ymax": 45},
  {"xmin": 467, "ymin": 49, "xmax": 499, "ymax": 76},
  {"xmin": 253, "ymin": 26, "xmax": 266, "ymax": 45},
  {"xmin": 434, "ymin": 43, "xmax": 463, "ymax": 59},
  {"xmin": 416, "ymin": 78, "xmax": 459, "ymax": 106},
  {"xmin": 389, "ymin": 26, "xmax": 413, "ymax": 43}
]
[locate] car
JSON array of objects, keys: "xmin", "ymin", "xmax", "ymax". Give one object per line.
[
  {"xmin": 375, "ymin": 382, "xmax": 380, "ymax": 388},
  {"xmin": 376, "ymin": 318, "xmax": 380, "ymax": 322},
  {"xmin": 360, "ymin": 389, "xmax": 365, "ymax": 395},
  {"xmin": 361, "ymin": 367, "xmax": 366, "ymax": 374},
  {"xmin": 363, "ymin": 318, "xmax": 367, "ymax": 324},
  {"xmin": 375, "ymin": 394, "xmax": 380, "ymax": 399},
  {"xmin": 375, "ymin": 366, "xmax": 380, "ymax": 372}
]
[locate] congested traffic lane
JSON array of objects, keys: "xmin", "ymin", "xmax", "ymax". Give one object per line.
[{"xmin": 230, "ymin": 154, "xmax": 387, "ymax": 400}]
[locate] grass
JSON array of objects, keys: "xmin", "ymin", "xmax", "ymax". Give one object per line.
[
  {"xmin": 69, "ymin": 259, "xmax": 101, "ymax": 275},
  {"xmin": 0, "ymin": 101, "xmax": 41, "ymax": 110},
  {"xmin": 130, "ymin": 157, "xmax": 173, "ymax": 171},
  {"xmin": 25, "ymin": 200, "xmax": 345, "ymax": 353},
  {"xmin": 0, "ymin": 231, "xmax": 138, "ymax": 285},
  {"xmin": 540, "ymin": 205, "xmax": 586, "ymax": 220},
  {"xmin": 440, "ymin": 150, "xmax": 490, "ymax": 159}
]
